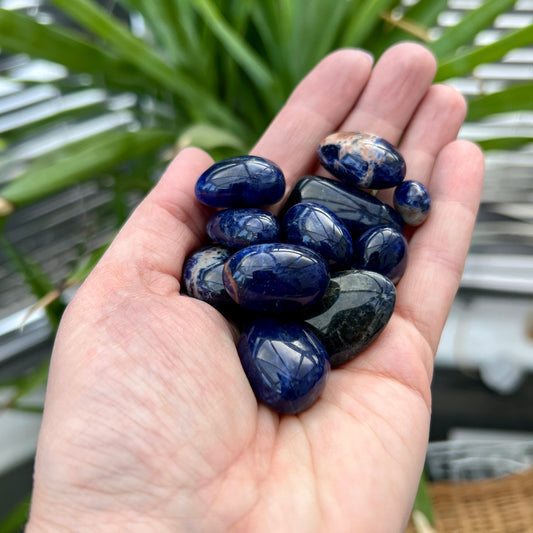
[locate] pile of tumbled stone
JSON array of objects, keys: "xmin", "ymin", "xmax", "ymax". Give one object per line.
[{"xmin": 183, "ymin": 132, "xmax": 431, "ymax": 415}]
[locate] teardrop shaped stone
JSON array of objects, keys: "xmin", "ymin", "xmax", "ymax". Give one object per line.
[
  {"xmin": 283, "ymin": 176, "xmax": 403, "ymax": 238},
  {"xmin": 303, "ymin": 270, "xmax": 396, "ymax": 367},
  {"xmin": 238, "ymin": 318, "xmax": 330, "ymax": 414}
]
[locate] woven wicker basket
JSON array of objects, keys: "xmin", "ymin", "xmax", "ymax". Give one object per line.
[{"xmin": 405, "ymin": 467, "xmax": 533, "ymax": 532}]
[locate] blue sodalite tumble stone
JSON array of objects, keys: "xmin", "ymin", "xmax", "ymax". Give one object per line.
[
  {"xmin": 283, "ymin": 176, "xmax": 403, "ymax": 237},
  {"xmin": 238, "ymin": 318, "xmax": 330, "ymax": 414},
  {"xmin": 207, "ymin": 208, "xmax": 280, "ymax": 249},
  {"xmin": 195, "ymin": 155, "xmax": 285, "ymax": 207},
  {"xmin": 282, "ymin": 202, "xmax": 353, "ymax": 269},
  {"xmin": 317, "ymin": 132, "xmax": 406, "ymax": 189},
  {"xmin": 304, "ymin": 270, "xmax": 396, "ymax": 367},
  {"xmin": 393, "ymin": 180, "xmax": 431, "ymax": 226},
  {"xmin": 183, "ymin": 245, "xmax": 234, "ymax": 308},
  {"xmin": 352, "ymin": 226, "xmax": 408, "ymax": 285},
  {"xmin": 223, "ymin": 243, "xmax": 330, "ymax": 313}
]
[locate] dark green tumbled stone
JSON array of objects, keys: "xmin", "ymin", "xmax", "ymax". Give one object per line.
[{"xmin": 303, "ymin": 270, "xmax": 396, "ymax": 367}]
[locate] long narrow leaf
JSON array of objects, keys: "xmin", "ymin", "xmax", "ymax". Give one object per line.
[
  {"xmin": 48, "ymin": 0, "xmax": 245, "ymax": 133},
  {"xmin": 435, "ymin": 23, "xmax": 533, "ymax": 81},
  {"xmin": 430, "ymin": 0, "xmax": 518, "ymax": 60},
  {"xmin": 0, "ymin": 236, "xmax": 65, "ymax": 329},
  {"xmin": 340, "ymin": 0, "xmax": 399, "ymax": 48},
  {"xmin": 371, "ymin": 0, "xmax": 447, "ymax": 55},
  {"xmin": 0, "ymin": 8, "xmax": 151, "ymax": 93},
  {"xmin": 192, "ymin": 0, "xmax": 275, "ymax": 91},
  {"xmin": 475, "ymin": 136, "xmax": 533, "ymax": 151},
  {"xmin": 0, "ymin": 129, "xmax": 174, "ymax": 207},
  {"xmin": 466, "ymin": 83, "xmax": 533, "ymax": 121},
  {"xmin": 0, "ymin": 494, "xmax": 31, "ymax": 533}
]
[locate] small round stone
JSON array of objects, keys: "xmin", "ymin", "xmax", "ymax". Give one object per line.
[
  {"xmin": 223, "ymin": 243, "xmax": 330, "ymax": 313},
  {"xmin": 282, "ymin": 202, "xmax": 353, "ymax": 268},
  {"xmin": 195, "ymin": 155, "xmax": 285, "ymax": 207},
  {"xmin": 183, "ymin": 245, "xmax": 234, "ymax": 307},
  {"xmin": 238, "ymin": 318, "xmax": 330, "ymax": 414},
  {"xmin": 207, "ymin": 208, "xmax": 280, "ymax": 249},
  {"xmin": 393, "ymin": 180, "xmax": 431, "ymax": 226},
  {"xmin": 352, "ymin": 226, "xmax": 408, "ymax": 284},
  {"xmin": 317, "ymin": 132, "xmax": 406, "ymax": 189}
]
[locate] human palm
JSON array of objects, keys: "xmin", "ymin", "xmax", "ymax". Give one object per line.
[{"xmin": 27, "ymin": 44, "xmax": 484, "ymax": 533}]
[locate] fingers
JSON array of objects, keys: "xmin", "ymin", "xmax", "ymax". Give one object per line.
[
  {"xmin": 252, "ymin": 49, "xmax": 374, "ymax": 196},
  {"xmin": 379, "ymin": 83, "xmax": 467, "ymax": 206},
  {"xmin": 92, "ymin": 147, "xmax": 214, "ymax": 292},
  {"xmin": 395, "ymin": 140, "xmax": 485, "ymax": 353},
  {"xmin": 338, "ymin": 43, "xmax": 437, "ymax": 145}
]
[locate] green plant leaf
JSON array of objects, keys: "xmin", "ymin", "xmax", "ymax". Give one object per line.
[
  {"xmin": 412, "ymin": 469, "xmax": 434, "ymax": 525},
  {"xmin": 192, "ymin": 0, "xmax": 275, "ymax": 92},
  {"xmin": 0, "ymin": 356, "xmax": 50, "ymax": 411},
  {"xmin": 176, "ymin": 123, "xmax": 247, "ymax": 152},
  {"xmin": 435, "ymin": 23, "xmax": 533, "ymax": 81},
  {"xmin": 0, "ymin": 129, "xmax": 175, "ymax": 208},
  {"xmin": 371, "ymin": 0, "xmax": 447, "ymax": 55},
  {"xmin": 475, "ymin": 136, "xmax": 533, "ymax": 151},
  {"xmin": 48, "ymin": 0, "xmax": 245, "ymax": 133},
  {"xmin": 0, "ymin": 494, "xmax": 31, "ymax": 533},
  {"xmin": 0, "ymin": 236, "xmax": 65, "ymax": 330},
  {"xmin": 340, "ymin": 0, "xmax": 399, "ymax": 48},
  {"xmin": 429, "ymin": 0, "xmax": 518, "ymax": 60},
  {"xmin": 466, "ymin": 83, "xmax": 533, "ymax": 121},
  {"xmin": 0, "ymin": 8, "xmax": 152, "ymax": 94}
]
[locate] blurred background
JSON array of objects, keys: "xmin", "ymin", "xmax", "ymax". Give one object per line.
[{"xmin": 0, "ymin": 0, "xmax": 532, "ymax": 531}]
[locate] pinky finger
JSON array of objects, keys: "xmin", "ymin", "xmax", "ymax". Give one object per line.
[{"xmin": 394, "ymin": 140, "xmax": 485, "ymax": 355}]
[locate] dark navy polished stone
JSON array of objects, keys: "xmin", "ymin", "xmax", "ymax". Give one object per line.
[
  {"xmin": 283, "ymin": 176, "xmax": 403, "ymax": 237},
  {"xmin": 238, "ymin": 318, "xmax": 330, "ymax": 414},
  {"xmin": 304, "ymin": 270, "xmax": 396, "ymax": 367},
  {"xmin": 195, "ymin": 155, "xmax": 285, "ymax": 207},
  {"xmin": 207, "ymin": 208, "xmax": 280, "ymax": 249},
  {"xmin": 183, "ymin": 246, "xmax": 234, "ymax": 307},
  {"xmin": 282, "ymin": 202, "xmax": 353, "ymax": 269},
  {"xmin": 317, "ymin": 132, "xmax": 406, "ymax": 189},
  {"xmin": 393, "ymin": 180, "xmax": 431, "ymax": 226},
  {"xmin": 352, "ymin": 226, "xmax": 408, "ymax": 284},
  {"xmin": 223, "ymin": 243, "xmax": 330, "ymax": 313}
]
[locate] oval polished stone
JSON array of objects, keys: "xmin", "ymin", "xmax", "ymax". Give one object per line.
[
  {"xmin": 304, "ymin": 270, "xmax": 396, "ymax": 367},
  {"xmin": 318, "ymin": 132, "xmax": 406, "ymax": 189},
  {"xmin": 207, "ymin": 208, "xmax": 281, "ymax": 249},
  {"xmin": 393, "ymin": 180, "xmax": 431, "ymax": 226},
  {"xmin": 223, "ymin": 243, "xmax": 330, "ymax": 313},
  {"xmin": 352, "ymin": 226, "xmax": 408, "ymax": 284},
  {"xmin": 195, "ymin": 155, "xmax": 285, "ymax": 207},
  {"xmin": 282, "ymin": 202, "xmax": 353, "ymax": 268},
  {"xmin": 283, "ymin": 175, "xmax": 403, "ymax": 237},
  {"xmin": 183, "ymin": 245, "xmax": 234, "ymax": 307},
  {"xmin": 238, "ymin": 318, "xmax": 330, "ymax": 414}
]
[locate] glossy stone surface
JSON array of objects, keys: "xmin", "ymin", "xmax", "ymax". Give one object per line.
[
  {"xmin": 195, "ymin": 155, "xmax": 285, "ymax": 207},
  {"xmin": 207, "ymin": 208, "xmax": 280, "ymax": 249},
  {"xmin": 304, "ymin": 270, "xmax": 396, "ymax": 367},
  {"xmin": 282, "ymin": 202, "xmax": 353, "ymax": 268},
  {"xmin": 223, "ymin": 243, "xmax": 330, "ymax": 313},
  {"xmin": 393, "ymin": 180, "xmax": 431, "ymax": 226},
  {"xmin": 183, "ymin": 246, "xmax": 234, "ymax": 307},
  {"xmin": 238, "ymin": 318, "xmax": 330, "ymax": 414},
  {"xmin": 283, "ymin": 176, "xmax": 403, "ymax": 237},
  {"xmin": 352, "ymin": 226, "xmax": 408, "ymax": 284},
  {"xmin": 318, "ymin": 132, "xmax": 406, "ymax": 189}
]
